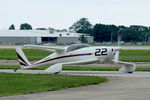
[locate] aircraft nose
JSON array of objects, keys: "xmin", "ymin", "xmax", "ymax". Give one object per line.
[
  {"xmin": 114, "ymin": 47, "xmax": 121, "ymax": 55},
  {"xmin": 111, "ymin": 48, "xmax": 115, "ymax": 55}
]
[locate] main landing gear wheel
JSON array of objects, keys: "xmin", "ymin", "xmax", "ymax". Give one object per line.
[
  {"xmin": 13, "ymin": 69, "xmax": 18, "ymax": 72},
  {"xmin": 128, "ymin": 72, "xmax": 133, "ymax": 74},
  {"xmin": 54, "ymin": 71, "xmax": 61, "ymax": 74}
]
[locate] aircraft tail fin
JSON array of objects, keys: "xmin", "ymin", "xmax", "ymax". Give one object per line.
[{"xmin": 16, "ymin": 47, "xmax": 31, "ymax": 69}]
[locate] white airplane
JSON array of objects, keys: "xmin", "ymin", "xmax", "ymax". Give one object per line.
[{"xmin": 16, "ymin": 43, "xmax": 136, "ymax": 74}]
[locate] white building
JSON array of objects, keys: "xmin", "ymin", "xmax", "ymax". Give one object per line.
[{"xmin": 0, "ymin": 30, "xmax": 93, "ymax": 45}]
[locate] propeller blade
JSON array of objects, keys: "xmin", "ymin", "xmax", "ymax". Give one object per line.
[
  {"xmin": 114, "ymin": 30, "xmax": 122, "ymax": 66},
  {"xmin": 114, "ymin": 51, "xmax": 119, "ymax": 66}
]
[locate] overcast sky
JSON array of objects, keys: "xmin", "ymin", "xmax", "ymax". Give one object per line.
[{"xmin": 0, "ymin": 0, "xmax": 150, "ymax": 30}]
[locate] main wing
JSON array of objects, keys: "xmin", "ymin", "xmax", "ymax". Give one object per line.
[
  {"xmin": 24, "ymin": 45, "xmax": 66, "ymax": 53},
  {"xmin": 44, "ymin": 59, "xmax": 98, "ymax": 73}
]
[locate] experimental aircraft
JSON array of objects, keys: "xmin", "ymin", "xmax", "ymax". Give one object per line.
[{"xmin": 16, "ymin": 43, "xmax": 136, "ymax": 74}]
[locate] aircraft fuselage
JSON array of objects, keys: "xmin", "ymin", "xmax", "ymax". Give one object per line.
[{"xmin": 28, "ymin": 46, "xmax": 116, "ymax": 69}]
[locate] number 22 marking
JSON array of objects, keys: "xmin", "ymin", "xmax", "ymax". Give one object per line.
[{"xmin": 95, "ymin": 48, "xmax": 107, "ymax": 56}]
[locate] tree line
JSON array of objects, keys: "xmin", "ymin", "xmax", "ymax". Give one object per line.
[
  {"xmin": 8, "ymin": 18, "xmax": 150, "ymax": 43},
  {"xmin": 9, "ymin": 23, "xmax": 32, "ymax": 30},
  {"xmin": 69, "ymin": 18, "xmax": 150, "ymax": 43}
]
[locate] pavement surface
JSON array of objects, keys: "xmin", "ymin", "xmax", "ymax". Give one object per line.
[
  {"xmin": 1, "ymin": 70, "xmax": 150, "ymax": 100},
  {"xmin": 1, "ymin": 69, "xmax": 150, "ymax": 78}
]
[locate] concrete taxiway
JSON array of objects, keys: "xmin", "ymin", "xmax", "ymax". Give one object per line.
[
  {"xmin": 1, "ymin": 70, "xmax": 150, "ymax": 100},
  {"xmin": 1, "ymin": 77, "xmax": 150, "ymax": 100},
  {"xmin": 0, "ymin": 69, "xmax": 150, "ymax": 78}
]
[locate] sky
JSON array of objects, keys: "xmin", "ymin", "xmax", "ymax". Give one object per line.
[{"xmin": 0, "ymin": 0, "xmax": 150, "ymax": 30}]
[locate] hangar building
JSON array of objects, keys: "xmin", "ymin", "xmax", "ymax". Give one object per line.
[{"xmin": 0, "ymin": 30, "xmax": 93, "ymax": 45}]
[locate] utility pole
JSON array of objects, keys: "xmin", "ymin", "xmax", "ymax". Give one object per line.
[
  {"xmin": 118, "ymin": 30, "xmax": 121, "ymax": 46},
  {"xmin": 145, "ymin": 33, "xmax": 147, "ymax": 44},
  {"xmin": 111, "ymin": 32, "xmax": 113, "ymax": 44}
]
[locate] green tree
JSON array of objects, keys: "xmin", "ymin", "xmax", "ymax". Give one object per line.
[
  {"xmin": 107, "ymin": 25, "xmax": 119, "ymax": 42},
  {"xmin": 93, "ymin": 24, "xmax": 112, "ymax": 42},
  {"xmin": 121, "ymin": 27, "xmax": 138, "ymax": 42},
  {"xmin": 9, "ymin": 24, "xmax": 15, "ymax": 30},
  {"xmin": 69, "ymin": 18, "xmax": 93, "ymax": 35},
  {"xmin": 130, "ymin": 25, "xmax": 149, "ymax": 32},
  {"xmin": 20, "ymin": 23, "xmax": 32, "ymax": 30},
  {"xmin": 79, "ymin": 35, "xmax": 88, "ymax": 43},
  {"xmin": 36, "ymin": 28, "xmax": 47, "ymax": 30},
  {"xmin": 130, "ymin": 25, "xmax": 150, "ymax": 42},
  {"xmin": 120, "ymin": 25, "xmax": 150, "ymax": 43},
  {"xmin": 118, "ymin": 25, "xmax": 127, "ymax": 30}
]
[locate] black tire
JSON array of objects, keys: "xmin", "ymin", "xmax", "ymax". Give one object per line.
[
  {"xmin": 128, "ymin": 72, "xmax": 133, "ymax": 74},
  {"xmin": 54, "ymin": 72, "xmax": 60, "ymax": 74},
  {"xmin": 13, "ymin": 69, "xmax": 17, "ymax": 72}
]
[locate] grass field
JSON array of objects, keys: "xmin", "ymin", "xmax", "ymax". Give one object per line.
[
  {"xmin": 0, "ymin": 48, "xmax": 150, "ymax": 62},
  {"xmin": 1, "ymin": 65, "xmax": 150, "ymax": 71},
  {"xmin": 0, "ymin": 49, "xmax": 51, "ymax": 60},
  {"xmin": 0, "ymin": 73, "xmax": 107, "ymax": 97},
  {"xmin": 120, "ymin": 50, "xmax": 150, "ymax": 62}
]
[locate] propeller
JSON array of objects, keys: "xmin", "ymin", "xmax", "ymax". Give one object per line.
[
  {"xmin": 114, "ymin": 50, "xmax": 119, "ymax": 66},
  {"xmin": 114, "ymin": 31, "xmax": 121, "ymax": 66}
]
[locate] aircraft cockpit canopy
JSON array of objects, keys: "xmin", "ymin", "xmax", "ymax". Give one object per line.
[{"xmin": 67, "ymin": 44, "xmax": 90, "ymax": 52}]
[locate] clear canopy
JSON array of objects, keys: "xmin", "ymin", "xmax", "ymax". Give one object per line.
[{"xmin": 67, "ymin": 44, "xmax": 90, "ymax": 52}]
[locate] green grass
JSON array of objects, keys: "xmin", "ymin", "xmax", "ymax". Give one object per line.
[
  {"xmin": 120, "ymin": 50, "xmax": 150, "ymax": 62},
  {"xmin": 0, "ymin": 49, "xmax": 150, "ymax": 62},
  {"xmin": 1, "ymin": 65, "xmax": 150, "ymax": 71},
  {"xmin": 0, "ymin": 73, "xmax": 107, "ymax": 97},
  {"xmin": 0, "ymin": 49, "xmax": 51, "ymax": 60}
]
